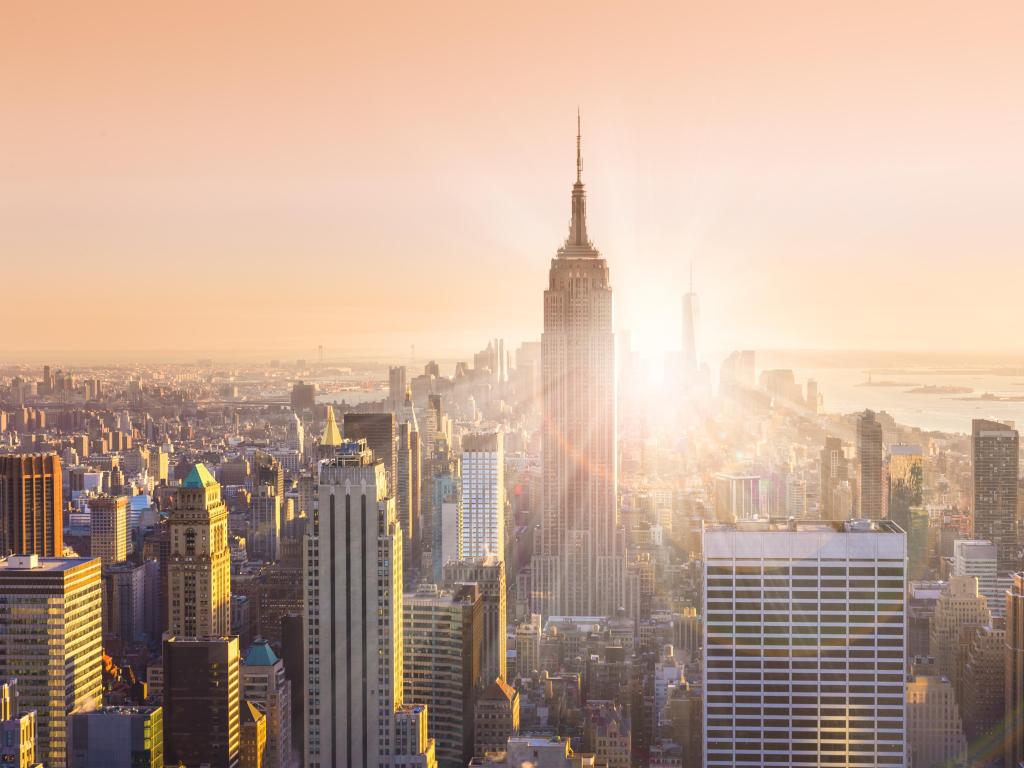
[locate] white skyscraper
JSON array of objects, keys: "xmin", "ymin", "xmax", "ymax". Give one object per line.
[
  {"xmin": 703, "ymin": 519, "xmax": 907, "ymax": 766},
  {"xmin": 304, "ymin": 440, "xmax": 430, "ymax": 768},
  {"xmin": 460, "ymin": 432, "xmax": 505, "ymax": 561}
]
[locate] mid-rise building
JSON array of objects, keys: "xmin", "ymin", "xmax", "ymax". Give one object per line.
[
  {"xmin": 0, "ymin": 556, "xmax": 102, "ymax": 768},
  {"xmin": 0, "ymin": 679, "xmax": 38, "ymax": 768},
  {"xmin": 929, "ymin": 574, "xmax": 990, "ymax": 686},
  {"xmin": 702, "ymin": 520, "xmax": 906, "ymax": 766},
  {"xmin": 403, "ymin": 582, "xmax": 483, "ymax": 768},
  {"xmin": 240, "ymin": 702, "xmax": 267, "ymax": 768},
  {"xmin": 167, "ymin": 464, "xmax": 231, "ymax": 638},
  {"xmin": 460, "ymin": 432, "xmax": 505, "ymax": 561},
  {"xmin": 163, "ymin": 635, "xmax": 241, "ymax": 768},
  {"xmin": 960, "ymin": 622, "xmax": 1005, "ymax": 751},
  {"xmin": 0, "ymin": 453, "xmax": 63, "ymax": 557},
  {"xmin": 972, "ymin": 419, "xmax": 1019, "ymax": 573},
  {"xmin": 953, "ymin": 539, "xmax": 1001, "ymax": 617},
  {"xmin": 473, "ymin": 678, "xmax": 519, "ymax": 757},
  {"xmin": 67, "ymin": 706, "xmax": 163, "ymax": 768},
  {"xmin": 102, "ymin": 561, "xmax": 146, "ymax": 644}
]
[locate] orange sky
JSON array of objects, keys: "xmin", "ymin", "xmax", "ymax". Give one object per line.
[{"xmin": 2, "ymin": 1, "xmax": 1023, "ymax": 361}]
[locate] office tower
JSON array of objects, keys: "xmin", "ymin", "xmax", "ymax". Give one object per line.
[
  {"xmin": 149, "ymin": 447, "xmax": 169, "ymax": 484},
  {"xmin": 906, "ymin": 674, "xmax": 966, "ymax": 768},
  {"xmin": 88, "ymin": 494, "xmax": 127, "ymax": 566},
  {"xmin": 713, "ymin": 474, "xmax": 762, "ymax": 521},
  {"xmin": 250, "ymin": 485, "xmax": 281, "ymax": 563},
  {"xmin": 953, "ymin": 539, "xmax": 1001, "ymax": 617},
  {"xmin": 535, "ymin": 118, "xmax": 623, "ymax": 618},
  {"xmin": 906, "ymin": 507, "xmax": 930, "ymax": 581},
  {"xmin": 304, "ymin": 441, "xmax": 407, "ymax": 768},
  {"xmin": 443, "ymin": 556, "xmax": 507, "ymax": 683},
  {"xmin": 929, "ymin": 575, "xmax": 990, "ymax": 686},
  {"xmin": 886, "ymin": 444, "xmax": 922, "ymax": 532},
  {"xmin": 167, "ymin": 463, "xmax": 231, "ymax": 637},
  {"xmin": 389, "ymin": 366, "xmax": 407, "ymax": 409},
  {"xmin": 164, "ymin": 636, "xmax": 240, "ymax": 768},
  {"xmin": 819, "ymin": 436, "xmax": 847, "ymax": 520},
  {"xmin": 0, "ymin": 679, "xmax": 38, "ymax": 768},
  {"xmin": 473, "ymin": 679, "xmax": 519, "ymax": 758},
  {"xmin": 102, "ymin": 561, "xmax": 146, "ymax": 644},
  {"xmin": 0, "ymin": 556, "xmax": 102, "ymax": 768},
  {"xmin": 240, "ymin": 702, "xmax": 267, "ymax": 768},
  {"xmin": 960, "ymin": 623, "xmax": 1005, "ymax": 753},
  {"xmin": 290, "ymin": 382, "xmax": 316, "ymax": 411},
  {"xmin": 0, "ymin": 453, "xmax": 63, "ymax": 557},
  {"xmin": 343, "ymin": 412, "xmax": 398, "ymax": 496},
  {"xmin": 972, "ymin": 419, "xmax": 1020, "ymax": 573},
  {"xmin": 403, "ymin": 582, "xmax": 483, "ymax": 768},
  {"xmin": 434, "ymin": 494, "xmax": 462, "ymax": 581},
  {"xmin": 702, "ymin": 520, "xmax": 907, "ymax": 766},
  {"xmin": 241, "ymin": 640, "xmax": 292, "ymax": 768},
  {"xmin": 460, "ymin": 432, "xmax": 505, "ymax": 560},
  {"xmin": 681, "ymin": 266, "xmax": 698, "ymax": 377},
  {"xmin": 1006, "ymin": 573, "xmax": 1024, "ymax": 767},
  {"xmin": 857, "ymin": 410, "xmax": 883, "ymax": 519},
  {"xmin": 67, "ymin": 706, "xmax": 164, "ymax": 768}
]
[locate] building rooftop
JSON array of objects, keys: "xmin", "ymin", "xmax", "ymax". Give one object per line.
[
  {"xmin": 182, "ymin": 463, "xmax": 217, "ymax": 489},
  {"xmin": 480, "ymin": 677, "xmax": 518, "ymax": 702},
  {"xmin": 0, "ymin": 555, "xmax": 97, "ymax": 573},
  {"xmin": 704, "ymin": 518, "xmax": 903, "ymax": 534},
  {"xmin": 242, "ymin": 639, "xmax": 279, "ymax": 667}
]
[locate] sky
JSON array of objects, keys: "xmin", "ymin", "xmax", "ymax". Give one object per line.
[{"xmin": 2, "ymin": 1, "xmax": 1023, "ymax": 362}]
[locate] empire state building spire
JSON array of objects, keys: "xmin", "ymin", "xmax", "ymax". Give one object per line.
[{"xmin": 566, "ymin": 110, "xmax": 591, "ymax": 250}]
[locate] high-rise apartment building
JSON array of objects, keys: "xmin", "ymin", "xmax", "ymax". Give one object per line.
[
  {"xmin": 304, "ymin": 440, "xmax": 427, "ymax": 768},
  {"xmin": 857, "ymin": 411, "xmax": 884, "ymax": 520},
  {"xmin": 535, "ymin": 119, "xmax": 623, "ymax": 618},
  {"xmin": 702, "ymin": 520, "xmax": 907, "ymax": 766},
  {"xmin": 163, "ymin": 635, "xmax": 240, "ymax": 768},
  {"xmin": 972, "ymin": 419, "xmax": 1019, "ymax": 573},
  {"xmin": 0, "ymin": 556, "xmax": 102, "ymax": 768},
  {"xmin": 403, "ymin": 582, "xmax": 483, "ymax": 768},
  {"xmin": 460, "ymin": 432, "xmax": 505, "ymax": 561},
  {"xmin": 67, "ymin": 705, "xmax": 164, "ymax": 768},
  {"xmin": 167, "ymin": 464, "xmax": 231, "ymax": 637},
  {"xmin": 0, "ymin": 453, "xmax": 63, "ymax": 557},
  {"xmin": 241, "ymin": 640, "xmax": 291, "ymax": 768},
  {"xmin": 88, "ymin": 495, "xmax": 128, "ymax": 567},
  {"xmin": 443, "ymin": 556, "xmax": 507, "ymax": 683}
]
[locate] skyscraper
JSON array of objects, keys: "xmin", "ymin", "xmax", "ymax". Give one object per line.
[
  {"xmin": 857, "ymin": 410, "xmax": 883, "ymax": 519},
  {"xmin": 88, "ymin": 494, "xmax": 128, "ymax": 567},
  {"xmin": 167, "ymin": 463, "xmax": 231, "ymax": 638},
  {"xmin": 535, "ymin": 117, "xmax": 622, "ymax": 618},
  {"xmin": 0, "ymin": 453, "xmax": 63, "ymax": 557},
  {"xmin": 460, "ymin": 432, "xmax": 505, "ymax": 561},
  {"xmin": 304, "ymin": 440, "xmax": 428, "ymax": 768},
  {"xmin": 886, "ymin": 443, "xmax": 922, "ymax": 532},
  {"xmin": 972, "ymin": 419, "xmax": 1019, "ymax": 573},
  {"xmin": 250, "ymin": 485, "xmax": 281, "ymax": 563},
  {"xmin": 681, "ymin": 264, "xmax": 699, "ymax": 377},
  {"xmin": 819, "ymin": 436, "xmax": 847, "ymax": 521},
  {"xmin": 702, "ymin": 519, "xmax": 907, "ymax": 766},
  {"xmin": 443, "ymin": 555, "xmax": 507, "ymax": 683},
  {"xmin": 343, "ymin": 412, "xmax": 397, "ymax": 496},
  {"xmin": 240, "ymin": 639, "xmax": 292, "ymax": 768},
  {"xmin": 389, "ymin": 366, "xmax": 407, "ymax": 410},
  {"xmin": 1006, "ymin": 572, "xmax": 1024, "ymax": 767},
  {"xmin": 0, "ymin": 555, "xmax": 103, "ymax": 768},
  {"xmin": 163, "ymin": 636, "xmax": 241, "ymax": 768}
]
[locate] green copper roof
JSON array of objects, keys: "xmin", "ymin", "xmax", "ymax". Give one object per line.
[
  {"xmin": 182, "ymin": 463, "xmax": 217, "ymax": 488},
  {"xmin": 243, "ymin": 639, "xmax": 279, "ymax": 667}
]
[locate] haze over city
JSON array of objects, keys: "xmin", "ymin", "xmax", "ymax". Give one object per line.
[{"xmin": 4, "ymin": 1, "xmax": 1024, "ymax": 359}]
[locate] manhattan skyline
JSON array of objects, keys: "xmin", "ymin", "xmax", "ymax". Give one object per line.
[{"xmin": 4, "ymin": 2, "xmax": 1024, "ymax": 359}]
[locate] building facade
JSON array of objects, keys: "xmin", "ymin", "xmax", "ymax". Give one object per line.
[
  {"xmin": 0, "ymin": 453, "xmax": 63, "ymax": 557},
  {"xmin": 972, "ymin": 419, "xmax": 1019, "ymax": 573},
  {"xmin": 460, "ymin": 433, "xmax": 505, "ymax": 561}
]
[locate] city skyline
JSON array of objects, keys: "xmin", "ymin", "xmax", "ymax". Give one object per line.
[{"xmin": 4, "ymin": 2, "xmax": 1024, "ymax": 358}]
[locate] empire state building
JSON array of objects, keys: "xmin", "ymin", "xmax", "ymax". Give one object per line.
[{"xmin": 534, "ymin": 118, "xmax": 624, "ymax": 617}]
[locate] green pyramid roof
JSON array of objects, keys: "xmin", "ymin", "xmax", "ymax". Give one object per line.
[
  {"xmin": 183, "ymin": 463, "xmax": 217, "ymax": 488},
  {"xmin": 242, "ymin": 639, "xmax": 279, "ymax": 667}
]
